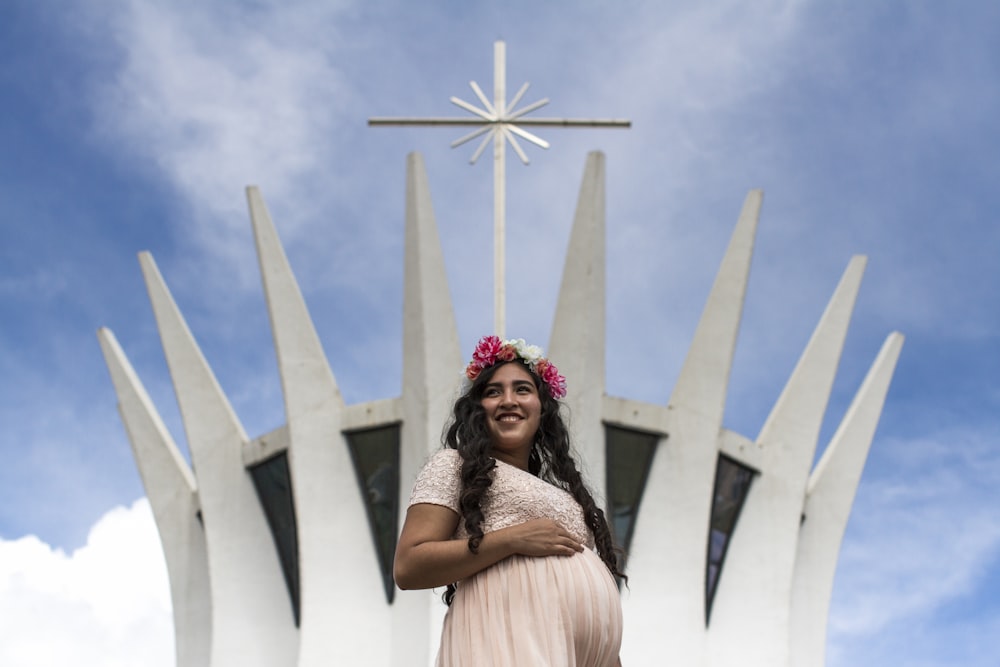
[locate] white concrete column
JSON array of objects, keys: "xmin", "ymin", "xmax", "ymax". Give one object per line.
[
  {"xmin": 247, "ymin": 187, "xmax": 389, "ymax": 665},
  {"xmin": 623, "ymin": 191, "xmax": 761, "ymax": 666},
  {"xmin": 97, "ymin": 328, "xmax": 212, "ymax": 667},
  {"xmin": 708, "ymin": 256, "xmax": 867, "ymax": 665},
  {"xmin": 790, "ymin": 332, "xmax": 904, "ymax": 666},
  {"xmin": 139, "ymin": 253, "xmax": 299, "ymax": 667},
  {"xmin": 397, "ymin": 152, "xmax": 463, "ymax": 667},
  {"xmin": 549, "ymin": 151, "xmax": 607, "ymax": 495}
]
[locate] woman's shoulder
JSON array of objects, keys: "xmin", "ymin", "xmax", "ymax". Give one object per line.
[
  {"xmin": 424, "ymin": 447, "xmax": 460, "ymax": 470},
  {"xmin": 416, "ymin": 448, "xmax": 462, "ymax": 481},
  {"xmin": 408, "ymin": 449, "xmax": 462, "ymax": 509}
]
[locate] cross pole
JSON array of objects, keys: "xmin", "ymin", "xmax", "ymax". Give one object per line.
[{"xmin": 369, "ymin": 41, "xmax": 630, "ymax": 339}]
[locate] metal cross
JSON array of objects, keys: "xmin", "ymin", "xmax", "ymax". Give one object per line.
[{"xmin": 369, "ymin": 41, "xmax": 630, "ymax": 339}]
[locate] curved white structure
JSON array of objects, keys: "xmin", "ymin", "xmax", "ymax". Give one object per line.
[{"xmin": 99, "ymin": 151, "xmax": 903, "ymax": 666}]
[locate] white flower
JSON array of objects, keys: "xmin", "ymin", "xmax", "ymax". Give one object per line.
[
  {"xmin": 520, "ymin": 344, "xmax": 544, "ymax": 362},
  {"xmin": 506, "ymin": 339, "xmax": 544, "ymax": 364}
]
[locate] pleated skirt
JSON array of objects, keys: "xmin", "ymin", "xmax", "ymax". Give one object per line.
[{"xmin": 437, "ymin": 550, "xmax": 622, "ymax": 667}]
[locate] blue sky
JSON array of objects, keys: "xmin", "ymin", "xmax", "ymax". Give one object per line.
[{"xmin": 1, "ymin": 1, "xmax": 998, "ymax": 664}]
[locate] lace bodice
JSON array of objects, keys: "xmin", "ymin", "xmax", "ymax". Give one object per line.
[{"xmin": 408, "ymin": 448, "xmax": 595, "ymax": 549}]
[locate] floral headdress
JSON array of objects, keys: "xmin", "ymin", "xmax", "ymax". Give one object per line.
[{"xmin": 463, "ymin": 335, "xmax": 567, "ymax": 399}]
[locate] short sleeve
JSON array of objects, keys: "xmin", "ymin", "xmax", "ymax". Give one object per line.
[{"xmin": 408, "ymin": 449, "xmax": 462, "ymax": 513}]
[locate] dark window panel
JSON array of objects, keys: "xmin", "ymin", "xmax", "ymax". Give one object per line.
[
  {"xmin": 248, "ymin": 452, "xmax": 301, "ymax": 625},
  {"xmin": 604, "ymin": 424, "xmax": 660, "ymax": 576},
  {"xmin": 345, "ymin": 423, "xmax": 401, "ymax": 604}
]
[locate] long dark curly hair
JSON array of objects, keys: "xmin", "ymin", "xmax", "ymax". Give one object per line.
[{"xmin": 441, "ymin": 359, "xmax": 626, "ymax": 605}]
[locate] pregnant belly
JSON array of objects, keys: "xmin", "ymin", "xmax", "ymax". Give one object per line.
[{"xmin": 443, "ymin": 550, "xmax": 622, "ymax": 666}]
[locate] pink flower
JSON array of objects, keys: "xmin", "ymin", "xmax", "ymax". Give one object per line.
[
  {"xmin": 465, "ymin": 362, "xmax": 482, "ymax": 381},
  {"xmin": 538, "ymin": 362, "xmax": 567, "ymax": 398},
  {"xmin": 496, "ymin": 345, "xmax": 517, "ymax": 362},
  {"xmin": 472, "ymin": 335, "xmax": 502, "ymax": 366},
  {"xmin": 553, "ymin": 379, "xmax": 567, "ymax": 399}
]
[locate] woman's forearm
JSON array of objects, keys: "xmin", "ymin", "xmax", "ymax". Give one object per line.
[{"xmin": 394, "ymin": 527, "xmax": 518, "ymax": 590}]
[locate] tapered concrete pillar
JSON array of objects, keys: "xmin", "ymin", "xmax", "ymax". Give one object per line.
[
  {"xmin": 550, "ymin": 151, "xmax": 607, "ymax": 493},
  {"xmin": 97, "ymin": 329, "xmax": 211, "ymax": 667},
  {"xmin": 248, "ymin": 187, "xmax": 389, "ymax": 665},
  {"xmin": 395, "ymin": 152, "xmax": 463, "ymax": 666},
  {"xmin": 139, "ymin": 253, "xmax": 298, "ymax": 667},
  {"xmin": 790, "ymin": 332, "xmax": 904, "ymax": 666},
  {"xmin": 624, "ymin": 191, "xmax": 762, "ymax": 665}
]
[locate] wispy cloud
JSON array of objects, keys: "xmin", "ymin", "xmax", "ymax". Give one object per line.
[
  {"xmin": 827, "ymin": 427, "xmax": 1000, "ymax": 664},
  {"xmin": 78, "ymin": 0, "xmax": 362, "ymax": 287}
]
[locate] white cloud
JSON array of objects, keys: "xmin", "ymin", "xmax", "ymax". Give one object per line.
[{"xmin": 0, "ymin": 499, "xmax": 173, "ymax": 667}]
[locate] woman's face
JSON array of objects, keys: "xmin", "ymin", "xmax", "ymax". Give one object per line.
[{"xmin": 480, "ymin": 362, "xmax": 542, "ymax": 467}]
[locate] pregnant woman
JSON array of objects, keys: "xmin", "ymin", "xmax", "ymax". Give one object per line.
[{"xmin": 394, "ymin": 335, "xmax": 625, "ymax": 666}]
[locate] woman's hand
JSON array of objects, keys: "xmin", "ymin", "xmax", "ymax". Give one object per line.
[
  {"xmin": 504, "ymin": 518, "xmax": 584, "ymax": 557},
  {"xmin": 394, "ymin": 508, "xmax": 584, "ymax": 590}
]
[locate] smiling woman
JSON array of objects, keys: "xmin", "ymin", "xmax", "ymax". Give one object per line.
[
  {"xmin": 479, "ymin": 364, "xmax": 542, "ymax": 466},
  {"xmin": 394, "ymin": 336, "xmax": 625, "ymax": 667}
]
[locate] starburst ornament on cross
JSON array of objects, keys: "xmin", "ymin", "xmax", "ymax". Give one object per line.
[
  {"xmin": 370, "ymin": 41, "xmax": 629, "ymax": 338},
  {"xmin": 447, "ymin": 56, "xmax": 553, "ymax": 165}
]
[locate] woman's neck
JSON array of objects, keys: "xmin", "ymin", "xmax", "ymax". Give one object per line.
[{"xmin": 491, "ymin": 449, "xmax": 530, "ymax": 471}]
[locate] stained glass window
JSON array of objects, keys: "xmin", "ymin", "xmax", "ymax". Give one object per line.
[{"xmin": 705, "ymin": 454, "xmax": 755, "ymax": 624}]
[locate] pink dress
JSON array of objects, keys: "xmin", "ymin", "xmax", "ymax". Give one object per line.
[{"xmin": 409, "ymin": 449, "xmax": 623, "ymax": 667}]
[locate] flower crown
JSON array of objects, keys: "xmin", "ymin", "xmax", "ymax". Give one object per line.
[{"xmin": 463, "ymin": 335, "xmax": 567, "ymax": 399}]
